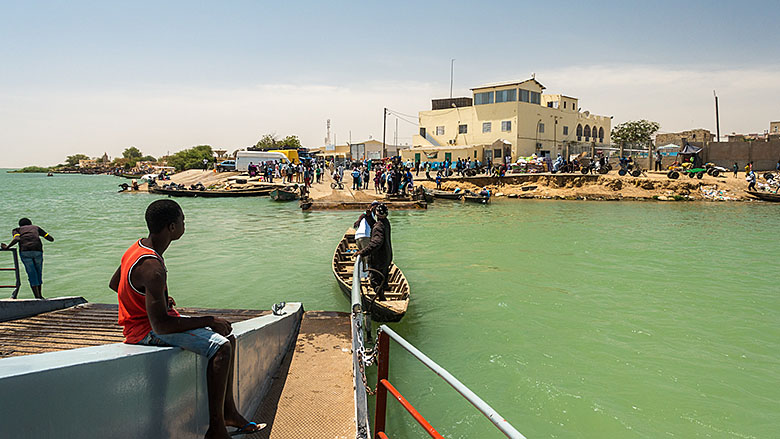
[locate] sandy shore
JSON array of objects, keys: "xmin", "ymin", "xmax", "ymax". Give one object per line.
[{"xmin": 130, "ymin": 168, "xmax": 770, "ymax": 203}]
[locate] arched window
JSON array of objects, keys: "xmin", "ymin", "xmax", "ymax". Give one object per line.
[
  {"xmin": 598, "ymin": 127, "xmax": 604, "ymax": 143},
  {"xmin": 584, "ymin": 125, "xmax": 591, "ymax": 140},
  {"xmin": 576, "ymin": 124, "xmax": 583, "ymax": 141}
]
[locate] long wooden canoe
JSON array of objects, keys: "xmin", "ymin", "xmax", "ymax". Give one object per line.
[
  {"xmin": 745, "ymin": 190, "xmax": 780, "ymax": 202},
  {"xmin": 332, "ymin": 229, "xmax": 409, "ymax": 322},
  {"xmin": 149, "ymin": 186, "xmax": 274, "ymax": 197},
  {"xmin": 303, "ymin": 200, "xmax": 427, "ymax": 211},
  {"xmin": 429, "ymin": 189, "xmax": 463, "ymax": 200}
]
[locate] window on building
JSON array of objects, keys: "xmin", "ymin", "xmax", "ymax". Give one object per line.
[
  {"xmin": 519, "ymin": 89, "xmax": 530, "ymax": 103},
  {"xmin": 419, "ymin": 127, "xmax": 426, "ymax": 137},
  {"xmin": 564, "ymin": 101, "xmax": 567, "ymax": 109},
  {"xmin": 501, "ymin": 120, "xmax": 512, "ymax": 132},
  {"xmin": 599, "ymin": 127, "xmax": 604, "ymax": 142},
  {"xmin": 530, "ymin": 91, "xmax": 541, "ymax": 105},
  {"xmin": 493, "ymin": 148, "xmax": 502, "ymax": 158},
  {"xmin": 547, "ymin": 102, "xmax": 553, "ymax": 108},
  {"xmin": 436, "ymin": 126, "xmax": 445, "ymax": 136},
  {"xmin": 474, "ymin": 91, "xmax": 494, "ymax": 105},
  {"xmin": 538, "ymin": 123, "xmax": 545, "ymax": 133},
  {"xmin": 495, "ymin": 89, "xmax": 517, "ymax": 103},
  {"xmin": 459, "ymin": 124, "xmax": 467, "ymax": 134},
  {"xmin": 563, "ymin": 126, "xmax": 569, "ymax": 135},
  {"xmin": 584, "ymin": 125, "xmax": 591, "ymax": 140},
  {"xmin": 576, "ymin": 124, "xmax": 583, "ymax": 141},
  {"xmin": 482, "ymin": 122, "xmax": 492, "ymax": 133}
]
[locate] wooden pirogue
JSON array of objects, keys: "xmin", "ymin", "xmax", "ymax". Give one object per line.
[
  {"xmin": 303, "ymin": 200, "xmax": 426, "ymax": 211},
  {"xmin": 332, "ymin": 229, "xmax": 409, "ymax": 322},
  {"xmin": 745, "ymin": 190, "xmax": 780, "ymax": 202},
  {"xmin": 149, "ymin": 185, "xmax": 275, "ymax": 197}
]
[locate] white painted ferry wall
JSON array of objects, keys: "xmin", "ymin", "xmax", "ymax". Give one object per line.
[{"xmin": 0, "ymin": 302, "xmax": 303, "ymax": 439}]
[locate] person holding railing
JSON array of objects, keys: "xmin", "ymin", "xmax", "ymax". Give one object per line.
[{"xmin": 1, "ymin": 218, "xmax": 54, "ymax": 300}]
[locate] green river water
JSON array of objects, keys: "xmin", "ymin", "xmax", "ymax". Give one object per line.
[{"xmin": 1, "ymin": 171, "xmax": 778, "ymax": 438}]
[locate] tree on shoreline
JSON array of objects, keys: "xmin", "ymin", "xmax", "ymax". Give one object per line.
[
  {"xmin": 611, "ymin": 120, "xmax": 660, "ymax": 149},
  {"xmin": 249, "ymin": 133, "xmax": 302, "ymax": 151},
  {"xmin": 166, "ymin": 145, "xmax": 214, "ymax": 171},
  {"xmin": 65, "ymin": 154, "xmax": 90, "ymax": 167}
]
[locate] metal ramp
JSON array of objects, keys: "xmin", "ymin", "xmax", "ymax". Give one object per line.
[{"xmin": 250, "ymin": 311, "xmax": 357, "ymax": 439}]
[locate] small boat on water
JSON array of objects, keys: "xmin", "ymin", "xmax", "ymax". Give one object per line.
[
  {"xmin": 429, "ymin": 189, "xmax": 463, "ymax": 200},
  {"xmin": 332, "ymin": 229, "xmax": 410, "ymax": 322},
  {"xmin": 120, "ymin": 173, "xmax": 144, "ymax": 179},
  {"xmin": 149, "ymin": 186, "xmax": 275, "ymax": 197},
  {"xmin": 270, "ymin": 187, "xmax": 299, "ymax": 201},
  {"xmin": 463, "ymin": 194, "xmax": 490, "ymax": 204},
  {"xmin": 745, "ymin": 190, "xmax": 780, "ymax": 202}
]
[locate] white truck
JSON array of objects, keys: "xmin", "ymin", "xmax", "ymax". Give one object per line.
[{"xmin": 235, "ymin": 151, "xmax": 290, "ymax": 171}]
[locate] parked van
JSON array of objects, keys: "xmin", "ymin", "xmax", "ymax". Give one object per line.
[{"xmin": 235, "ymin": 151, "xmax": 290, "ymax": 171}]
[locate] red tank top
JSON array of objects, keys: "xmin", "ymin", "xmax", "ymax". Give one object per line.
[{"xmin": 117, "ymin": 240, "xmax": 178, "ymax": 343}]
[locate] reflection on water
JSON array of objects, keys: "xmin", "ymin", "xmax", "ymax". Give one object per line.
[{"xmin": 1, "ymin": 172, "xmax": 779, "ymax": 438}]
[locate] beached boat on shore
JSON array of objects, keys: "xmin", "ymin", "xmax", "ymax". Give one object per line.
[
  {"xmin": 428, "ymin": 189, "xmax": 463, "ymax": 200},
  {"xmin": 270, "ymin": 187, "xmax": 299, "ymax": 201},
  {"xmin": 301, "ymin": 200, "xmax": 427, "ymax": 211},
  {"xmin": 149, "ymin": 186, "xmax": 275, "ymax": 197},
  {"xmin": 745, "ymin": 190, "xmax": 780, "ymax": 202},
  {"xmin": 332, "ymin": 229, "xmax": 409, "ymax": 322}
]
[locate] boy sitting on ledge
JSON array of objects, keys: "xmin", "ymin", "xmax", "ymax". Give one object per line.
[{"xmin": 109, "ymin": 199, "xmax": 264, "ymax": 438}]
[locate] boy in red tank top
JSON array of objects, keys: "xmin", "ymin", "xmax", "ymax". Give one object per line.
[{"xmin": 110, "ymin": 200, "xmax": 264, "ymax": 438}]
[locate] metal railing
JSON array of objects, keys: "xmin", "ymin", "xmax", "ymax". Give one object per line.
[
  {"xmin": 350, "ymin": 255, "xmax": 370, "ymax": 438},
  {"xmin": 374, "ymin": 325, "xmax": 525, "ymax": 439},
  {"xmin": 0, "ymin": 248, "xmax": 21, "ymax": 299}
]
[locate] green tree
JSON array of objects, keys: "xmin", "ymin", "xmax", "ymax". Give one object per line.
[
  {"xmin": 65, "ymin": 154, "xmax": 90, "ymax": 167},
  {"xmin": 249, "ymin": 133, "xmax": 279, "ymax": 151},
  {"xmin": 123, "ymin": 147, "xmax": 143, "ymax": 160},
  {"xmin": 140, "ymin": 155, "xmax": 157, "ymax": 162},
  {"xmin": 278, "ymin": 135, "xmax": 302, "ymax": 150},
  {"xmin": 166, "ymin": 145, "xmax": 214, "ymax": 171},
  {"xmin": 610, "ymin": 120, "xmax": 660, "ymax": 149}
]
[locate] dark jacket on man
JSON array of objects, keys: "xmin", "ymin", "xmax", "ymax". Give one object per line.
[{"xmin": 359, "ymin": 217, "xmax": 392, "ymax": 269}]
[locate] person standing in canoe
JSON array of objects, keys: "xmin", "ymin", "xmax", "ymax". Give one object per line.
[{"xmin": 357, "ymin": 203, "xmax": 392, "ymax": 301}]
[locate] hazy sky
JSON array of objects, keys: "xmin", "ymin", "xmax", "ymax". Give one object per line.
[{"xmin": 2, "ymin": 1, "xmax": 779, "ymax": 167}]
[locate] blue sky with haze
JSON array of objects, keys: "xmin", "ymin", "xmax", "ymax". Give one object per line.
[{"xmin": 2, "ymin": 1, "xmax": 779, "ymax": 166}]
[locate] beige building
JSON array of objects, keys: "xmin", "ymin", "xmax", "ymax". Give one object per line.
[
  {"xmin": 312, "ymin": 139, "xmax": 406, "ymax": 161},
  {"xmin": 411, "ymin": 78, "xmax": 611, "ymax": 162},
  {"xmin": 656, "ymin": 129, "xmax": 715, "ymax": 146},
  {"xmin": 78, "ymin": 159, "xmax": 98, "ymax": 168}
]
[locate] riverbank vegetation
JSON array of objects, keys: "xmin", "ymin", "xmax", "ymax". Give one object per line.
[{"xmin": 8, "ymin": 166, "xmax": 51, "ymax": 173}]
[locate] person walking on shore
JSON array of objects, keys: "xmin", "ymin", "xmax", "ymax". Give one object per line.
[
  {"xmin": 109, "ymin": 200, "xmax": 264, "ymax": 438},
  {"xmin": 1, "ymin": 218, "xmax": 54, "ymax": 299},
  {"xmin": 747, "ymin": 170, "xmax": 757, "ymax": 191},
  {"xmin": 655, "ymin": 150, "xmax": 663, "ymax": 171},
  {"xmin": 733, "ymin": 162, "xmax": 738, "ymax": 178}
]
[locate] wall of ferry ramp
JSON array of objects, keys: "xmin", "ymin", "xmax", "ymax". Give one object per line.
[{"xmin": 0, "ymin": 302, "xmax": 303, "ymax": 439}]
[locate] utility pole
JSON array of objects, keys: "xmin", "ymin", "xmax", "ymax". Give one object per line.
[
  {"xmin": 714, "ymin": 90, "xmax": 720, "ymax": 142},
  {"xmin": 450, "ymin": 59, "xmax": 455, "ymax": 99},
  {"xmin": 382, "ymin": 108, "xmax": 387, "ymax": 158}
]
